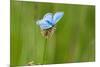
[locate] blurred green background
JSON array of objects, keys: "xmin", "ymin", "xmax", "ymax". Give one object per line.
[{"xmin": 10, "ymin": 0, "xmax": 95, "ymax": 66}]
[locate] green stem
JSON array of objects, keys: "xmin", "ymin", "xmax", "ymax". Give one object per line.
[{"xmin": 43, "ymin": 38, "xmax": 47, "ymax": 64}]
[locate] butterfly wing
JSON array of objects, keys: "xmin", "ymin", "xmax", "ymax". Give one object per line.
[
  {"xmin": 52, "ymin": 12, "xmax": 64, "ymax": 25},
  {"xmin": 36, "ymin": 19, "xmax": 52, "ymax": 30},
  {"xmin": 43, "ymin": 13, "xmax": 53, "ymax": 23}
]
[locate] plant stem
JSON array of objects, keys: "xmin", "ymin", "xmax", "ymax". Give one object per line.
[{"xmin": 43, "ymin": 38, "xmax": 47, "ymax": 64}]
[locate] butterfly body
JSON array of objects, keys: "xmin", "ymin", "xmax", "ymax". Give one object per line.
[{"xmin": 36, "ymin": 12, "xmax": 64, "ymax": 38}]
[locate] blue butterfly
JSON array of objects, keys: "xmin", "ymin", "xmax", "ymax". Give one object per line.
[{"xmin": 36, "ymin": 12, "xmax": 64, "ymax": 30}]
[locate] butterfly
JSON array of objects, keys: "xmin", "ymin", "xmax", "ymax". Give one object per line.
[{"xmin": 36, "ymin": 12, "xmax": 64, "ymax": 38}]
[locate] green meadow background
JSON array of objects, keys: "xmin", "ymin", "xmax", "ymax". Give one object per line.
[{"xmin": 10, "ymin": 0, "xmax": 95, "ymax": 66}]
